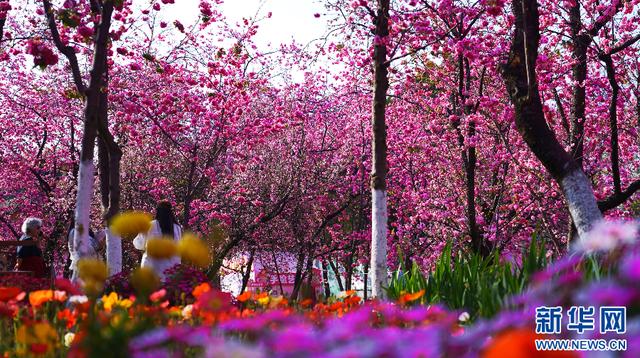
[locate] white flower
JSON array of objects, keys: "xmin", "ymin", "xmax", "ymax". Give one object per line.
[
  {"xmin": 64, "ymin": 333, "xmax": 75, "ymax": 347},
  {"xmin": 458, "ymin": 312, "xmax": 470, "ymax": 322},
  {"xmin": 182, "ymin": 304, "xmax": 194, "ymax": 319},
  {"xmin": 576, "ymin": 220, "xmax": 638, "ymax": 253},
  {"xmin": 69, "ymin": 295, "xmax": 88, "ymax": 304}
]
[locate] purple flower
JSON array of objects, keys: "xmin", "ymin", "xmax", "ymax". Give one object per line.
[
  {"xmin": 129, "ymin": 328, "xmax": 170, "ymax": 351},
  {"xmin": 621, "ymin": 252, "xmax": 640, "ymax": 282},
  {"xmin": 575, "ymin": 280, "xmax": 636, "ymax": 306},
  {"xmin": 268, "ymin": 324, "xmax": 321, "ymax": 354}
]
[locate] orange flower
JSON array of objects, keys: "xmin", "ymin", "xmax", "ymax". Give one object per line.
[
  {"xmin": 398, "ymin": 289, "xmax": 425, "ymax": 305},
  {"xmin": 328, "ymin": 301, "xmax": 344, "ymax": 311},
  {"xmin": 344, "ymin": 295, "xmax": 361, "ymax": 306},
  {"xmin": 0, "ymin": 287, "xmax": 22, "ymax": 302},
  {"xmin": 237, "ymin": 291, "xmax": 252, "ymax": 302},
  {"xmin": 29, "ymin": 290, "xmax": 67, "ymax": 307},
  {"xmin": 192, "ymin": 282, "xmax": 211, "ymax": 298},
  {"xmin": 483, "ymin": 328, "xmax": 578, "ymax": 358},
  {"xmin": 300, "ymin": 298, "xmax": 314, "ymax": 308}
]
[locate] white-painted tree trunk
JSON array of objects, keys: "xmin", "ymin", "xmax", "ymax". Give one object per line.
[
  {"xmin": 561, "ymin": 169, "xmax": 603, "ymax": 237},
  {"xmin": 73, "ymin": 160, "xmax": 95, "ymax": 264},
  {"xmin": 105, "ymin": 227, "xmax": 122, "ymax": 275},
  {"xmin": 371, "ymin": 188, "xmax": 388, "ymax": 298}
]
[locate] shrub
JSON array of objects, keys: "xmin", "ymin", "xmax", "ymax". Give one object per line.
[{"xmin": 163, "ymin": 264, "xmax": 209, "ymax": 304}]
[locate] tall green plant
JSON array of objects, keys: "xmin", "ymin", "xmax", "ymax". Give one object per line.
[{"xmin": 387, "ymin": 236, "xmax": 549, "ymax": 319}]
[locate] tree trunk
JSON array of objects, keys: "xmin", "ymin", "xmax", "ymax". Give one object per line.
[
  {"xmin": 501, "ymin": 0, "xmax": 602, "ymax": 238},
  {"xmin": 370, "ymin": 0, "xmax": 390, "ymax": 299},
  {"xmin": 272, "ymin": 252, "xmax": 285, "ymax": 296},
  {"xmin": 363, "ymin": 260, "xmax": 369, "ymax": 300},
  {"xmin": 289, "ymin": 247, "xmax": 306, "ymax": 301},
  {"xmin": 568, "ymin": 3, "xmax": 588, "ymax": 167},
  {"xmin": 600, "ymin": 54, "xmax": 622, "ymax": 195},
  {"xmin": 0, "ymin": 0, "xmax": 7, "ymax": 45},
  {"xmin": 42, "ymin": 0, "xmax": 115, "ymax": 277},
  {"xmin": 329, "ymin": 259, "xmax": 344, "ymax": 292},
  {"xmin": 240, "ymin": 249, "xmax": 255, "ymax": 294},
  {"xmin": 97, "ymin": 85, "xmax": 123, "ymax": 275},
  {"xmin": 322, "ymin": 260, "xmax": 331, "ymax": 298},
  {"xmin": 73, "ymin": 99, "xmax": 99, "ymax": 262},
  {"xmin": 344, "ymin": 251, "xmax": 354, "ymax": 290}
]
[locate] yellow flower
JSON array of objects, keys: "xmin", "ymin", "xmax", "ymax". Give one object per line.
[
  {"xmin": 269, "ymin": 295, "xmax": 284, "ymax": 309},
  {"xmin": 257, "ymin": 295, "xmax": 270, "ymax": 306},
  {"xmin": 130, "ymin": 267, "xmax": 160, "ymax": 295},
  {"xmin": 109, "ymin": 211, "xmax": 153, "ymax": 239},
  {"xmin": 146, "ymin": 237, "xmax": 178, "ymax": 259},
  {"xmin": 101, "ymin": 292, "xmax": 133, "ymax": 312},
  {"xmin": 16, "ymin": 322, "xmax": 59, "ymax": 355},
  {"xmin": 178, "ymin": 233, "xmax": 212, "ymax": 268},
  {"xmin": 77, "ymin": 259, "xmax": 109, "ymax": 283}
]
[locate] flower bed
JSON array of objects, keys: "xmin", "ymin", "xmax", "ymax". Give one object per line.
[{"xmin": 0, "ymin": 221, "xmax": 639, "ymax": 357}]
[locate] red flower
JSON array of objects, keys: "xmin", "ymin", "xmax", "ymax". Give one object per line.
[{"xmin": 0, "ymin": 287, "xmax": 22, "ymax": 302}]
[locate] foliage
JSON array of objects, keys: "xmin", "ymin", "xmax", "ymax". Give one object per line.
[{"xmin": 387, "ymin": 237, "xmax": 550, "ymax": 319}]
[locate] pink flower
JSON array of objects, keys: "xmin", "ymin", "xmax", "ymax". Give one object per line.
[
  {"xmin": 26, "ymin": 39, "xmax": 59, "ymax": 68},
  {"xmin": 77, "ymin": 25, "xmax": 93, "ymax": 39}
]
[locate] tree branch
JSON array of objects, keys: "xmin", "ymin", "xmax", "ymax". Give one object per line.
[
  {"xmin": 598, "ymin": 180, "xmax": 640, "ymax": 212},
  {"xmin": 42, "ymin": 0, "xmax": 87, "ymax": 93}
]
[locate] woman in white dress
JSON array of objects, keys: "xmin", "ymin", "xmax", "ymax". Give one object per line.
[{"xmin": 133, "ymin": 201, "xmax": 182, "ymax": 281}]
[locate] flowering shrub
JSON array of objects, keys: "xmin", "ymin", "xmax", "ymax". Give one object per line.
[
  {"xmin": 163, "ymin": 264, "xmax": 209, "ymax": 304},
  {"xmin": 104, "ymin": 270, "xmax": 135, "ymax": 298},
  {"xmin": 0, "ymin": 273, "xmax": 48, "ymax": 293}
]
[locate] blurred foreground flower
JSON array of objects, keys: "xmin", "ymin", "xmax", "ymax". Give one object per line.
[
  {"xmin": 146, "ymin": 237, "xmax": 178, "ymax": 259},
  {"xmin": 178, "ymin": 233, "xmax": 212, "ymax": 268},
  {"xmin": 78, "ymin": 259, "xmax": 109, "ymax": 296},
  {"xmin": 109, "ymin": 211, "xmax": 153, "ymax": 239},
  {"xmin": 15, "ymin": 322, "xmax": 59, "ymax": 355},
  {"xmin": 0, "ymin": 286, "xmax": 22, "ymax": 302},
  {"xmin": 131, "ymin": 267, "xmax": 161, "ymax": 296},
  {"xmin": 482, "ymin": 328, "xmax": 576, "ymax": 358},
  {"xmin": 576, "ymin": 220, "xmax": 638, "ymax": 253}
]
